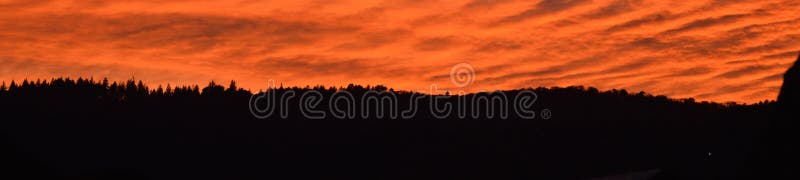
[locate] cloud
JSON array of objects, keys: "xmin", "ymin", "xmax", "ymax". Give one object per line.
[
  {"xmin": 331, "ymin": 28, "xmax": 413, "ymax": 51},
  {"xmin": 605, "ymin": 11, "xmax": 676, "ymax": 33},
  {"xmin": 414, "ymin": 36, "xmax": 467, "ymax": 51},
  {"xmin": 660, "ymin": 67, "xmax": 715, "ymax": 78},
  {"xmin": 713, "ymin": 64, "xmax": 781, "ymax": 79},
  {"xmin": 660, "ymin": 13, "xmax": 754, "ymax": 35},
  {"xmin": 1, "ymin": 0, "xmax": 799, "ymax": 103},
  {"xmin": 253, "ymin": 55, "xmax": 375, "ymax": 78},
  {"xmin": 492, "ymin": 0, "xmax": 590, "ymax": 25},
  {"xmin": 479, "ymin": 55, "xmax": 608, "ymax": 86},
  {"xmin": 462, "ymin": 0, "xmax": 514, "ymax": 9},
  {"xmin": 698, "ymin": 72, "xmax": 785, "ymax": 99},
  {"xmin": 762, "ymin": 51, "xmax": 800, "ymax": 60},
  {"xmin": 524, "ymin": 58, "xmax": 658, "ymax": 82},
  {"xmin": 0, "ymin": 0, "xmax": 53, "ymax": 11},
  {"xmin": 580, "ymin": 0, "xmax": 641, "ymax": 19},
  {"xmin": 469, "ymin": 38, "xmax": 526, "ymax": 53}
]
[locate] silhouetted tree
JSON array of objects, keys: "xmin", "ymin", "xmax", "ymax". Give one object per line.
[
  {"xmin": 156, "ymin": 85, "xmax": 164, "ymax": 96},
  {"xmin": 192, "ymin": 85, "xmax": 200, "ymax": 95},
  {"xmin": 102, "ymin": 78, "xmax": 109, "ymax": 88},
  {"xmin": 202, "ymin": 81, "xmax": 225, "ymax": 96},
  {"xmin": 8, "ymin": 80, "xmax": 16, "ymax": 92},
  {"xmin": 227, "ymin": 80, "xmax": 238, "ymax": 92},
  {"xmin": 165, "ymin": 84, "xmax": 173, "ymax": 95},
  {"xmin": 137, "ymin": 80, "xmax": 148, "ymax": 95}
]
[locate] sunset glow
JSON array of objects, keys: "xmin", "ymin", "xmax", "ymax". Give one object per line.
[{"xmin": 2, "ymin": 0, "xmax": 799, "ymax": 103}]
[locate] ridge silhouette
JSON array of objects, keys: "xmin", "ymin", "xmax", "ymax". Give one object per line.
[
  {"xmin": 1, "ymin": 54, "xmax": 798, "ymax": 179},
  {"xmin": 778, "ymin": 53, "xmax": 800, "ymax": 104},
  {"xmin": 747, "ymin": 52, "xmax": 800, "ymax": 179}
]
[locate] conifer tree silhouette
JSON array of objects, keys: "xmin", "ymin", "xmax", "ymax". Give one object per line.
[
  {"xmin": 227, "ymin": 80, "xmax": 238, "ymax": 92},
  {"xmin": 8, "ymin": 80, "xmax": 16, "ymax": 92}
]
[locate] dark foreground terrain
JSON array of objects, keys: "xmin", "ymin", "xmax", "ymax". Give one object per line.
[{"xmin": 1, "ymin": 56, "xmax": 799, "ymax": 179}]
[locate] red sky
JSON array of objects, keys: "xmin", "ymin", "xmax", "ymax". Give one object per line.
[{"xmin": 1, "ymin": 0, "xmax": 799, "ymax": 103}]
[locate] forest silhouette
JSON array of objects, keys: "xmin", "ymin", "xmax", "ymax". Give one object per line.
[{"xmin": 2, "ymin": 55, "xmax": 799, "ymax": 179}]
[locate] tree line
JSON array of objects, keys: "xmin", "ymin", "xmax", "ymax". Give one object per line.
[{"xmin": 0, "ymin": 77, "xmax": 779, "ymax": 179}]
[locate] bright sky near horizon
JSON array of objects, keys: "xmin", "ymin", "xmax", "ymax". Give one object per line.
[{"xmin": 1, "ymin": 0, "xmax": 799, "ymax": 103}]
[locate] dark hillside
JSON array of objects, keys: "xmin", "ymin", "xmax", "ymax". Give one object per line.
[{"xmin": 0, "ymin": 77, "xmax": 778, "ymax": 179}]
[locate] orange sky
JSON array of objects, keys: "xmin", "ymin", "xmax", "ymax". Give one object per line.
[{"xmin": 1, "ymin": 0, "xmax": 799, "ymax": 103}]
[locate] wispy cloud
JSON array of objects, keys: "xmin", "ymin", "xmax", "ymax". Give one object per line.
[{"xmin": 1, "ymin": 0, "xmax": 799, "ymax": 103}]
